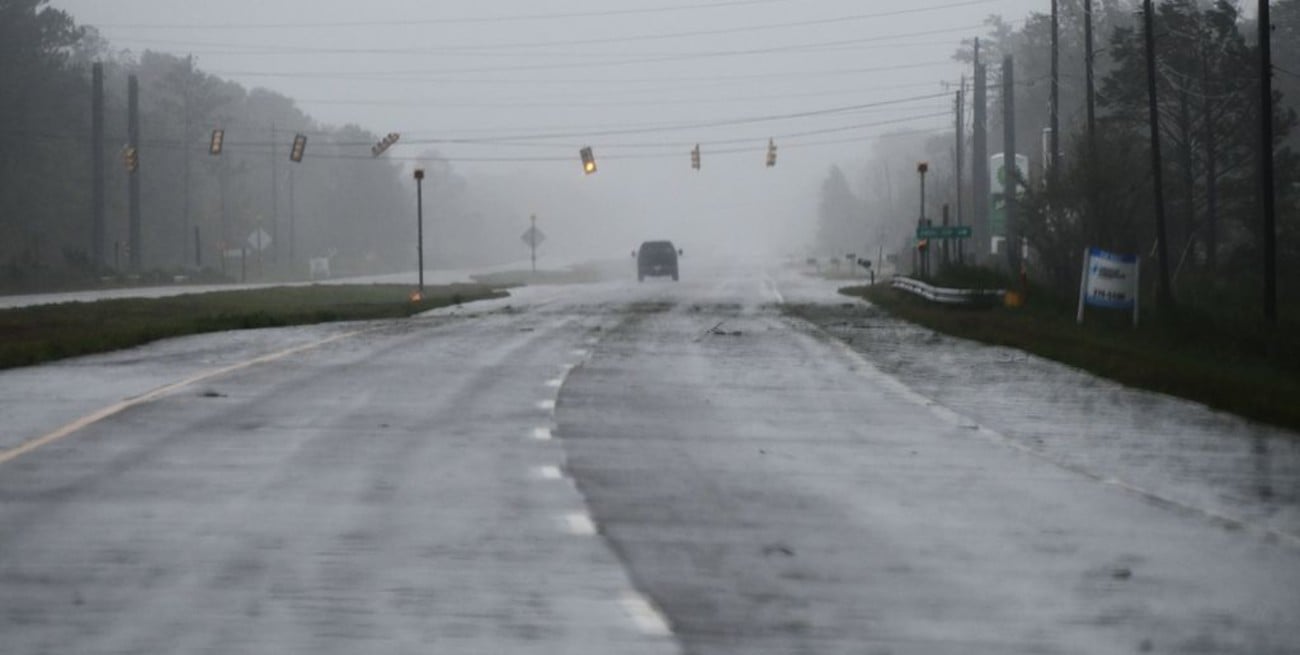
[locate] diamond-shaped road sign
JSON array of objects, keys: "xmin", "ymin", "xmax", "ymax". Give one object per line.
[
  {"xmin": 247, "ymin": 227, "xmax": 272, "ymax": 252},
  {"xmin": 520, "ymin": 225, "xmax": 546, "ymax": 248}
]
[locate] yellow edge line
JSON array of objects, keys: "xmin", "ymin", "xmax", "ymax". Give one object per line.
[{"xmin": 0, "ymin": 327, "xmax": 373, "ymax": 467}]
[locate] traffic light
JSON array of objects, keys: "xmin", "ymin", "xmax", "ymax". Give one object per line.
[
  {"xmin": 209, "ymin": 129, "xmax": 224, "ymax": 156},
  {"xmin": 290, "ymin": 133, "xmax": 308, "ymax": 163},
  {"xmin": 690, "ymin": 144, "xmax": 700, "ymax": 170},
  {"xmin": 372, "ymin": 132, "xmax": 400, "ymax": 157},
  {"xmin": 121, "ymin": 145, "xmax": 138, "ymax": 172},
  {"xmin": 766, "ymin": 138, "xmax": 777, "ymax": 168},
  {"xmin": 579, "ymin": 146, "xmax": 597, "ymax": 175}
]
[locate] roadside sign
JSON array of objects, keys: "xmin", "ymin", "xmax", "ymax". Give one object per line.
[
  {"xmin": 247, "ymin": 228, "xmax": 272, "ymax": 252},
  {"xmin": 520, "ymin": 225, "xmax": 546, "ymax": 248},
  {"xmin": 915, "ymin": 225, "xmax": 973, "ymax": 239},
  {"xmin": 1077, "ymin": 247, "xmax": 1140, "ymax": 326}
]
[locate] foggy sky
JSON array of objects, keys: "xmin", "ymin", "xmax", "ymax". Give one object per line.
[{"xmin": 48, "ymin": 0, "xmax": 1048, "ymax": 259}]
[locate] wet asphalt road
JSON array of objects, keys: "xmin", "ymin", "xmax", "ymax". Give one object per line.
[{"xmin": 1, "ymin": 261, "xmax": 1298, "ymax": 654}]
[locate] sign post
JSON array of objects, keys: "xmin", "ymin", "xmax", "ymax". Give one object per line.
[
  {"xmin": 1077, "ymin": 247, "xmax": 1140, "ymax": 326},
  {"xmin": 520, "ymin": 217, "xmax": 546, "ymax": 273}
]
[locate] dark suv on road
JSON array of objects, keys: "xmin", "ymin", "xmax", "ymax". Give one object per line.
[{"xmin": 635, "ymin": 240, "xmax": 681, "ymax": 282}]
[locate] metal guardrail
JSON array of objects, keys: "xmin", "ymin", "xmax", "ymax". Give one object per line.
[{"xmin": 890, "ymin": 277, "xmax": 1005, "ymax": 307}]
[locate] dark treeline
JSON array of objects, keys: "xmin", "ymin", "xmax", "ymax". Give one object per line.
[
  {"xmin": 817, "ymin": 0, "xmax": 1300, "ymax": 319},
  {"xmin": 0, "ymin": 0, "xmax": 517, "ymax": 290}
]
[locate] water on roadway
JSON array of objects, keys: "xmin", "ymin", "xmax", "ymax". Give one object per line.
[{"xmin": 0, "ymin": 259, "xmax": 1297, "ymax": 654}]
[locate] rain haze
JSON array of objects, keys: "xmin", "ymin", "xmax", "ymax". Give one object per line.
[
  {"xmin": 48, "ymin": 0, "xmax": 1044, "ymax": 262},
  {"xmin": 4, "ymin": 1, "xmax": 1300, "ymax": 653}
]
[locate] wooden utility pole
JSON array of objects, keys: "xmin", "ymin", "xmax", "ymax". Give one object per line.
[
  {"xmin": 1142, "ymin": 0, "xmax": 1174, "ymax": 311},
  {"xmin": 1003, "ymin": 56, "xmax": 1019, "ymax": 273},
  {"xmin": 955, "ymin": 79, "xmax": 966, "ymax": 265},
  {"xmin": 972, "ymin": 38, "xmax": 989, "ymax": 264},
  {"xmin": 182, "ymin": 55, "xmax": 193, "ymax": 268},
  {"xmin": 1084, "ymin": 0, "xmax": 1098, "ymax": 245},
  {"xmin": 1259, "ymin": 0, "xmax": 1277, "ymax": 322},
  {"xmin": 1049, "ymin": 0, "xmax": 1060, "ymax": 191},
  {"xmin": 91, "ymin": 62, "xmax": 105, "ymax": 271},
  {"xmin": 128, "ymin": 74, "xmax": 142, "ymax": 273}
]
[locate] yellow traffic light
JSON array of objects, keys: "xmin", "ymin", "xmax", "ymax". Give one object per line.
[
  {"xmin": 121, "ymin": 145, "xmax": 138, "ymax": 172},
  {"xmin": 290, "ymin": 133, "xmax": 308, "ymax": 163},
  {"xmin": 209, "ymin": 129, "xmax": 224, "ymax": 156},
  {"xmin": 580, "ymin": 147, "xmax": 597, "ymax": 174}
]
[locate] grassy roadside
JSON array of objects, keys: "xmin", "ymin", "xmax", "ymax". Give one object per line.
[
  {"xmin": 0, "ymin": 283, "xmax": 506, "ymax": 370},
  {"xmin": 845, "ymin": 283, "xmax": 1300, "ymax": 433}
]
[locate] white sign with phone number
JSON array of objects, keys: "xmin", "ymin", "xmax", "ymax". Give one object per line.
[{"xmin": 1077, "ymin": 247, "xmax": 1140, "ymax": 326}]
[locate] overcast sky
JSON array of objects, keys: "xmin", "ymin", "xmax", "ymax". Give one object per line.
[{"xmin": 49, "ymin": 0, "xmax": 1050, "ymax": 257}]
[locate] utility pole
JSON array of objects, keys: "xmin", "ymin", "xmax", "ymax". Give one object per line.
[
  {"xmin": 414, "ymin": 168, "xmax": 426, "ymax": 295},
  {"xmin": 1142, "ymin": 0, "xmax": 1174, "ymax": 311},
  {"xmin": 918, "ymin": 161, "xmax": 929, "ymax": 278},
  {"xmin": 530, "ymin": 213, "xmax": 538, "ymax": 273},
  {"xmin": 955, "ymin": 78, "xmax": 966, "ymax": 265},
  {"xmin": 972, "ymin": 38, "xmax": 989, "ymax": 265},
  {"xmin": 182, "ymin": 55, "xmax": 193, "ymax": 269},
  {"xmin": 1003, "ymin": 56, "xmax": 1019, "ymax": 273},
  {"xmin": 1084, "ymin": 0, "xmax": 1098, "ymax": 245},
  {"xmin": 288, "ymin": 169, "xmax": 296, "ymax": 268},
  {"xmin": 1259, "ymin": 0, "xmax": 1277, "ymax": 322},
  {"xmin": 91, "ymin": 62, "xmax": 105, "ymax": 272},
  {"xmin": 127, "ymin": 74, "xmax": 142, "ymax": 273},
  {"xmin": 271, "ymin": 123, "xmax": 279, "ymax": 266},
  {"xmin": 1049, "ymin": 0, "xmax": 1060, "ymax": 191}
]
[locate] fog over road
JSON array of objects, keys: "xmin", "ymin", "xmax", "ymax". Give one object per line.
[{"xmin": 1, "ymin": 260, "xmax": 1297, "ymax": 654}]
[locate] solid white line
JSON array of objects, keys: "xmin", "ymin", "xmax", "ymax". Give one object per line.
[
  {"xmin": 563, "ymin": 512, "xmax": 597, "ymax": 535},
  {"xmin": 619, "ymin": 593, "xmax": 673, "ymax": 637},
  {"xmin": 536, "ymin": 399, "xmax": 556, "ymax": 411},
  {"xmin": 0, "ymin": 327, "xmax": 374, "ymax": 467},
  {"xmin": 531, "ymin": 427, "xmax": 553, "ymax": 441},
  {"xmin": 544, "ymin": 378, "xmax": 564, "ymax": 388},
  {"xmin": 818, "ymin": 328, "xmax": 1300, "ymax": 550}
]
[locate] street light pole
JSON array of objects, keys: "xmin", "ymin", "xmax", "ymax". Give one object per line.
[
  {"xmin": 918, "ymin": 161, "xmax": 929, "ymax": 278},
  {"xmin": 414, "ymin": 168, "xmax": 425, "ymax": 295}
]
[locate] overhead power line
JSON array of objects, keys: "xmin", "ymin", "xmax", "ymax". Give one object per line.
[
  {"xmin": 291, "ymin": 80, "xmax": 954, "ymax": 109},
  {"xmin": 93, "ymin": 0, "xmax": 994, "ymax": 32},
  {"xmin": 119, "ymin": 21, "xmax": 993, "ymax": 61},
  {"xmin": 208, "ymin": 59, "xmax": 956, "ymax": 85}
]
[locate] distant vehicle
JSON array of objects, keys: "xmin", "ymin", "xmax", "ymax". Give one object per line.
[{"xmin": 634, "ymin": 240, "xmax": 682, "ymax": 282}]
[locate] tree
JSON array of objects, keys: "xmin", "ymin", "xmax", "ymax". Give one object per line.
[{"xmin": 815, "ymin": 166, "xmax": 862, "ymax": 255}]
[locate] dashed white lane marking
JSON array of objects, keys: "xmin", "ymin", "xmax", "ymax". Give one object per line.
[
  {"xmin": 0, "ymin": 326, "xmax": 376, "ymax": 467},
  {"xmin": 544, "ymin": 378, "xmax": 564, "ymax": 388},
  {"xmin": 536, "ymin": 399, "xmax": 556, "ymax": 411},
  {"xmin": 619, "ymin": 593, "xmax": 673, "ymax": 637},
  {"xmin": 563, "ymin": 513, "xmax": 597, "ymax": 535},
  {"xmin": 570, "ymin": 349, "xmax": 588, "ymax": 357},
  {"xmin": 532, "ymin": 465, "xmax": 564, "ymax": 480},
  {"xmin": 531, "ymin": 427, "xmax": 553, "ymax": 441}
]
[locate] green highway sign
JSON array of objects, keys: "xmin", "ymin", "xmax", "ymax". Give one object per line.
[{"xmin": 916, "ymin": 225, "xmax": 973, "ymax": 239}]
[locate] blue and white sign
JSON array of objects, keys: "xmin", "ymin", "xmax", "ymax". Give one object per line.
[{"xmin": 1077, "ymin": 247, "xmax": 1140, "ymax": 325}]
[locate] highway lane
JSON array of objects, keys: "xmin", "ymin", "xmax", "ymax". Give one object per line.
[
  {"xmin": 1, "ymin": 260, "xmax": 1298, "ymax": 653},
  {"xmin": 0, "ymin": 285, "xmax": 674, "ymax": 654}
]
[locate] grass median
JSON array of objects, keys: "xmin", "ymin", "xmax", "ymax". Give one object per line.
[
  {"xmin": 0, "ymin": 283, "xmax": 507, "ymax": 370},
  {"xmin": 844, "ymin": 283, "xmax": 1300, "ymax": 433}
]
